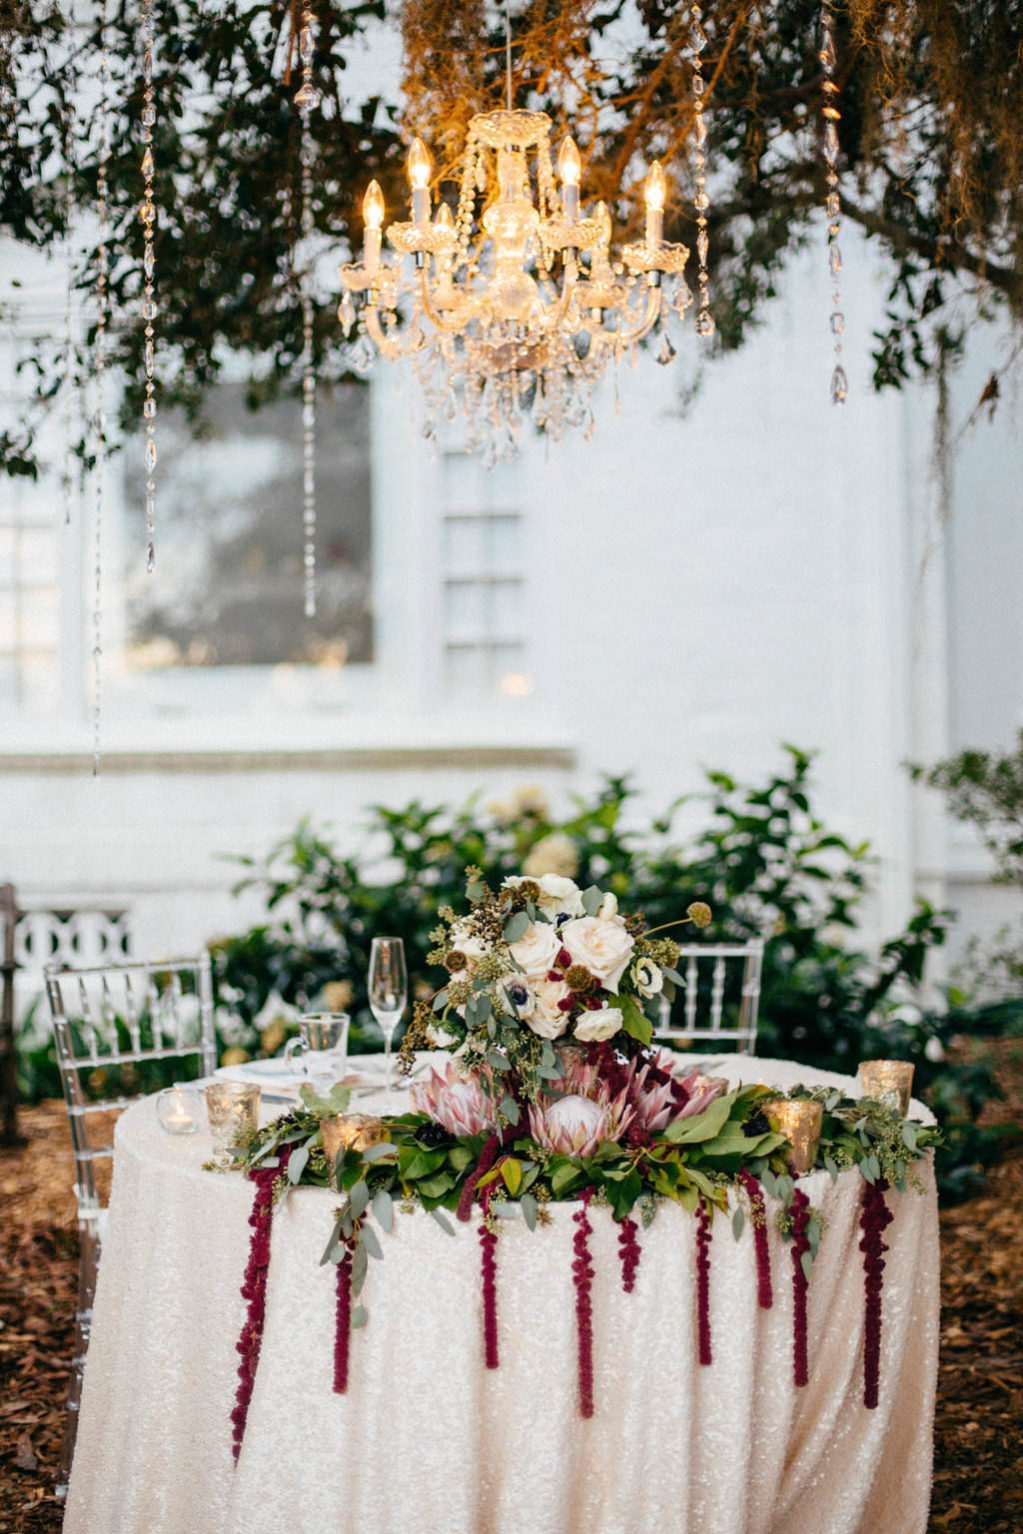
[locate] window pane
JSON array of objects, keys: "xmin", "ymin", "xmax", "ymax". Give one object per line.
[{"xmin": 122, "ymin": 382, "xmax": 372, "ymax": 668}]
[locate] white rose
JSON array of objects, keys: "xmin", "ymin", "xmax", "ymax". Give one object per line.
[
  {"xmin": 560, "ymin": 915, "xmax": 635, "ymax": 992},
  {"xmin": 573, "ymin": 1006, "xmax": 624, "ymax": 1043},
  {"xmin": 508, "ymin": 920, "xmax": 561, "ymax": 980},
  {"xmin": 537, "ymin": 875, "xmax": 585, "ymax": 917},
  {"xmin": 596, "ymin": 892, "xmax": 618, "ymax": 920},
  {"xmin": 525, "ymin": 977, "xmax": 572, "ymax": 1039},
  {"xmin": 632, "ymin": 957, "xmax": 663, "ymax": 998}
]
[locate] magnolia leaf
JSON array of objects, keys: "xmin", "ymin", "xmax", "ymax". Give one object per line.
[
  {"xmin": 430, "ymin": 1206, "xmax": 456, "ymax": 1236},
  {"xmin": 801, "ymin": 1249, "xmax": 815, "ymax": 1283},
  {"xmin": 503, "ymin": 911, "xmax": 530, "ymax": 942},
  {"xmin": 519, "ymin": 1192, "xmax": 538, "ymax": 1231},
  {"xmin": 581, "ymin": 885, "xmax": 604, "ymax": 916},
  {"xmin": 287, "ymin": 1144, "xmax": 311, "ymax": 1184},
  {"xmin": 662, "ymin": 1092, "xmax": 735, "ymax": 1144},
  {"xmin": 350, "ymin": 1305, "xmax": 368, "ymax": 1330},
  {"xmin": 371, "ymin": 1189, "xmax": 394, "ymax": 1232},
  {"xmin": 360, "ymin": 1222, "xmax": 384, "ymax": 1260},
  {"xmin": 501, "ymin": 1158, "xmax": 522, "ymax": 1196},
  {"xmin": 350, "ymin": 1178, "xmax": 370, "ymax": 1218},
  {"xmin": 732, "ymin": 1203, "xmax": 745, "ymax": 1241}
]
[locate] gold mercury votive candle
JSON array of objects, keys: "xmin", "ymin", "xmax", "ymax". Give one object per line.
[
  {"xmin": 858, "ymin": 1059, "xmax": 914, "ymax": 1117},
  {"xmin": 762, "ymin": 1098, "xmax": 824, "ymax": 1175},
  {"xmin": 204, "ymin": 1081, "xmax": 261, "ymax": 1156},
  {"xmin": 321, "ymin": 1114, "xmax": 387, "ymax": 1189}
]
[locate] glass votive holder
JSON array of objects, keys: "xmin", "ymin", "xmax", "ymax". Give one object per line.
[
  {"xmin": 858, "ymin": 1060, "xmax": 914, "ymax": 1117},
  {"xmin": 156, "ymin": 1084, "xmax": 202, "ymax": 1135},
  {"xmin": 763, "ymin": 1098, "xmax": 824, "ymax": 1174},
  {"xmin": 204, "ymin": 1081, "xmax": 261, "ymax": 1156},
  {"xmin": 321, "ymin": 1114, "xmax": 386, "ymax": 1189}
]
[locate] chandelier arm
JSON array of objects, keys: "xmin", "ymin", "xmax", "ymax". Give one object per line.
[
  {"xmin": 536, "ymin": 260, "xmax": 579, "ymax": 334},
  {"xmin": 416, "ymin": 268, "xmax": 473, "ymax": 334},
  {"xmin": 610, "ymin": 283, "xmax": 662, "ymax": 346},
  {"xmin": 364, "ymin": 305, "xmax": 408, "ymax": 361}
]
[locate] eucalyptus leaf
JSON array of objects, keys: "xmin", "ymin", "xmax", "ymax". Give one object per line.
[
  {"xmin": 319, "ymin": 1212, "xmax": 346, "ymax": 1267},
  {"xmin": 519, "ymin": 1192, "xmax": 538, "ymax": 1231},
  {"xmin": 499, "ymin": 1094, "xmax": 520, "ymax": 1125},
  {"xmin": 801, "ymin": 1248, "xmax": 815, "ymax": 1283},
  {"xmin": 287, "ymin": 1144, "xmax": 310, "ymax": 1185},
  {"xmin": 581, "ymin": 885, "xmax": 604, "ymax": 916},
  {"xmin": 431, "ymin": 988, "xmax": 450, "ymax": 1013},
  {"xmin": 350, "ymin": 1178, "xmax": 370, "ymax": 1218},
  {"xmin": 732, "ymin": 1203, "xmax": 745, "ymax": 1241},
  {"xmin": 361, "ymin": 1141, "xmax": 398, "ymax": 1164},
  {"xmin": 350, "ymin": 1305, "xmax": 368, "ymax": 1330},
  {"xmin": 360, "ymin": 1222, "xmax": 384, "ymax": 1260},
  {"xmin": 503, "ymin": 911, "xmax": 530, "ymax": 942},
  {"xmin": 351, "ymin": 1241, "xmax": 368, "ymax": 1293},
  {"xmin": 371, "ymin": 1189, "xmax": 394, "ymax": 1233},
  {"xmin": 486, "ymin": 1050, "xmax": 510, "ymax": 1072},
  {"xmin": 430, "ymin": 1206, "xmax": 456, "ymax": 1236},
  {"xmin": 901, "ymin": 1121, "xmax": 918, "ymax": 1152}
]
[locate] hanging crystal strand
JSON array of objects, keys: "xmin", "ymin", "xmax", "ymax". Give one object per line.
[
  {"xmin": 140, "ymin": 0, "xmax": 158, "ymax": 567},
  {"xmin": 690, "ymin": 5, "xmax": 714, "ymax": 338},
  {"xmin": 62, "ymin": 108, "xmax": 77, "ymax": 528},
  {"xmin": 295, "ymin": 8, "xmax": 319, "ymax": 619},
  {"xmin": 820, "ymin": 3, "xmax": 847, "ymax": 404},
  {"xmin": 92, "ymin": 0, "xmax": 111, "ymax": 777}
]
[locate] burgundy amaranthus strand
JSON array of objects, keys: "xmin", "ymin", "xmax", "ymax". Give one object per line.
[
  {"xmin": 479, "ymin": 1192, "xmax": 500, "ymax": 1369},
  {"xmin": 333, "ymin": 1241, "xmax": 353, "ymax": 1393},
  {"xmin": 738, "ymin": 1169, "xmax": 773, "ymax": 1309},
  {"xmin": 859, "ymin": 1179, "xmax": 894, "ymax": 1409},
  {"xmin": 231, "ymin": 1147, "xmax": 291, "ymax": 1462},
  {"xmin": 789, "ymin": 1188, "xmax": 811, "ymax": 1388},
  {"xmin": 572, "ymin": 1189, "xmax": 595, "ymax": 1418},
  {"xmin": 457, "ymin": 1131, "xmax": 501, "ymax": 1222},
  {"xmin": 695, "ymin": 1202, "xmax": 713, "ymax": 1366},
  {"xmin": 617, "ymin": 1216, "xmax": 642, "ymax": 1293}
]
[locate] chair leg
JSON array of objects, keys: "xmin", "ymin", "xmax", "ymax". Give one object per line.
[{"xmin": 56, "ymin": 1224, "xmax": 100, "ymax": 1501}]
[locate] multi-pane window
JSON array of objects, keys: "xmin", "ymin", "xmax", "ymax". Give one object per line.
[
  {"xmin": 0, "ymin": 474, "xmax": 63, "ymax": 715},
  {"xmin": 439, "ymin": 451, "xmax": 530, "ymax": 699}
]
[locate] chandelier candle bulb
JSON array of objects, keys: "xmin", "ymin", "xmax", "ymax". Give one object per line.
[
  {"xmin": 407, "ymin": 138, "xmax": 432, "ymax": 226},
  {"xmin": 557, "ymin": 135, "xmax": 581, "ymax": 223},
  {"xmin": 644, "ymin": 161, "xmax": 665, "ymax": 246},
  {"xmin": 362, "ymin": 181, "xmax": 384, "ymax": 273}
]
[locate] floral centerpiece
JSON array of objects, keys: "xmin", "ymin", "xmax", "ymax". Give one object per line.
[{"xmin": 224, "ymin": 869, "xmax": 941, "ymax": 1451}]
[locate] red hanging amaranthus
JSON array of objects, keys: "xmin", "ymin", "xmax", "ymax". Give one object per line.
[
  {"xmin": 789, "ymin": 1187, "xmax": 811, "ymax": 1388},
  {"xmin": 456, "ymin": 1131, "xmax": 501, "ymax": 1222},
  {"xmin": 617, "ymin": 1216, "xmax": 642, "ymax": 1293},
  {"xmin": 738, "ymin": 1168, "xmax": 773, "ymax": 1309},
  {"xmin": 572, "ymin": 1188, "xmax": 595, "ymax": 1418},
  {"xmin": 231, "ymin": 1146, "xmax": 291, "ymax": 1462},
  {"xmin": 859, "ymin": 1179, "xmax": 894, "ymax": 1409},
  {"xmin": 333, "ymin": 1241, "xmax": 353, "ymax": 1393},
  {"xmin": 479, "ymin": 1191, "xmax": 500, "ymax": 1370},
  {"xmin": 695, "ymin": 1201, "xmax": 713, "ymax": 1366}
]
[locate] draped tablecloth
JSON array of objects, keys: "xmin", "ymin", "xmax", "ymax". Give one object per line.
[{"xmin": 64, "ymin": 1057, "xmax": 939, "ymax": 1534}]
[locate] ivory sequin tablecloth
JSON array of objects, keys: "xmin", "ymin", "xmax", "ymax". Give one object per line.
[{"xmin": 64, "ymin": 1057, "xmax": 939, "ymax": 1534}]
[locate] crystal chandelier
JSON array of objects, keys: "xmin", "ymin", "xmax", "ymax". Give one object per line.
[{"xmin": 338, "ymin": 106, "xmax": 692, "ymax": 464}]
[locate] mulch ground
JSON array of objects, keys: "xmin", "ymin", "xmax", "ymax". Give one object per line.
[{"xmin": 1, "ymin": 1065, "xmax": 1021, "ymax": 1534}]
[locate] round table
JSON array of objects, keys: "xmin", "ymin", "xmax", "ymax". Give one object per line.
[{"xmin": 64, "ymin": 1056, "xmax": 939, "ymax": 1534}]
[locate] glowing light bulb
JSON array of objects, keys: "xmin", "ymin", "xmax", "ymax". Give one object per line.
[
  {"xmin": 363, "ymin": 181, "xmax": 385, "ymax": 230},
  {"xmin": 644, "ymin": 161, "xmax": 666, "ymax": 211},
  {"xmin": 557, "ymin": 136, "xmax": 581, "ymax": 187},
  {"xmin": 407, "ymin": 138, "xmax": 431, "ymax": 191},
  {"xmin": 435, "ymin": 202, "xmax": 455, "ymax": 229}
]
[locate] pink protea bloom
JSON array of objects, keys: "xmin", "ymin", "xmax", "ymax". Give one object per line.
[
  {"xmin": 528, "ymin": 1070, "xmax": 634, "ymax": 1157},
  {"xmin": 675, "ymin": 1070, "xmax": 728, "ymax": 1119},
  {"xmin": 410, "ymin": 1062, "xmax": 499, "ymax": 1138},
  {"xmin": 622, "ymin": 1059, "xmax": 677, "ymax": 1134}
]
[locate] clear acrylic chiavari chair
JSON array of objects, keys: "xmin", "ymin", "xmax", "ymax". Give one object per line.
[{"xmin": 654, "ymin": 939, "xmax": 765, "ymax": 1055}]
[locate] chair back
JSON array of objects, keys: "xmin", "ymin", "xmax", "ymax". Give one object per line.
[
  {"xmin": 45, "ymin": 956, "xmax": 215, "ymax": 1220},
  {"xmin": 655, "ymin": 939, "xmax": 765, "ymax": 1053}
]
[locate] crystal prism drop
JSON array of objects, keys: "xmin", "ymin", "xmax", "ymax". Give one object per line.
[
  {"xmin": 826, "ymin": 191, "xmax": 840, "ymax": 218},
  {"xmin": 830, "ymin": 310, "xmax": 845, "ymax": 335},
  {"xmin": 144, "ymin": 245, "xmax": 155, "ymax": 279},
  {"xmin": 143, "ymin": 398, "xmax": 156, "ymax": 419},
  {"xmin": 141, "ymin": 146, "xmax": 154, "ymax": 178},
  {"xmin": 142, "ymin": 104, "xmax": 156, "ymax": 127},
  {"xmin": 146, "ymin": 540, "xmax": 155, "ymax": 573},
  {"xmin": 574, "ymin": 330, "xmax": 592, "ymax": 360},
  {"xmin": 694, "ymin": 190, "xmax": 709, "ymax": 212},
  {"xmin": 656, "ymin": 332, "xmax": 676, "ymax": 365},
  {"xmin": 299, "ymin": 25, "xmax": 314, "ymax": 63},
  {"xmin": 695, "ymin": 308, "xmax": 716, "ymax": 337},
  {"xmin": 694, "ymin": 112, "xmax": 707, "ymax": 146},
  {"xmin": 143, "ymin": 49, "xmax": 153, "ymax": 83},
  {"xmin": 828, "ymin": 243, "xmax": 843, "ymax": 276},
  {"xmin": 829, "ymin": 363, "xmax": 848, "ymax": 404},
  {"xmin": 145, "ymin": 340, "xmax": 155, "ymax": 376},
  {"xmin": 144, "ymin": 437, "xmax": 158, "ymax": 472},
  {"xmin": 338, "ymin": 294, "xmax": 356, "ymax": 335},
  {"xmin": 818, "ymin": 32, "xmax": 837, "ymax": 71},
  {"xmin": 142, "ymin": 298, "xmax": 157, "ymax": 320},
  {"xmin": 692, "ymin": 74, "xmax": 705, "ymax": 96},
  {"xmin": 697, "ymin": 228, "xmax": 709, "ymax": 264},
  {"xmin": 690, "ymin": 18, "xmax": 707, "ymax": 51},
  {"xmin": 294, "ymin": 82, "xmax": 320, "ymax": 110},
  {"xmin": 824, "ymin": 121, "xmax": 840, "ymax": 159},
  {"xmin": 302, "ymin": 402, "xmax": 315, "ymax": 429},
  {"xmin": 672, "ymin": 278, "xmax": 693, "ymax": 314}
]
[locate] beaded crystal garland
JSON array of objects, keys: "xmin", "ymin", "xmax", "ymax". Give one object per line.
[
  {"xmin": 92, "ymin": 0, "xmax": 111, "ymax": 776},
  {"xmin": 294, "ymin": 5, "xmax": 319, "ymax": 619},
  {"xmin": 140, "ymin": 0, "xmax": 158, "ymax": 570},
  {"xmin": 689, "ymin": 4, "xmax": 714, "ymax": 339},
  {"xmin": 820, "ymin": 3, "xmax": 847, "ymax": 405}
]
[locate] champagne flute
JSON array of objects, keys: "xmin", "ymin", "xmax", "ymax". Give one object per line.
[{"xmin": 368, "ymin": 937, "xmax": 407, "ymax": 1091}]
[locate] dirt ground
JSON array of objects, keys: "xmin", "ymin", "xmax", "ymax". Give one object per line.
[{"xmin": 1, "ymin": 1073, "xmax": 1021, "ymax": 1534}]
